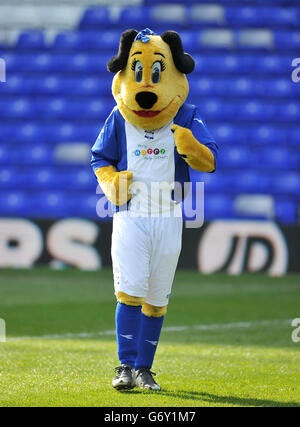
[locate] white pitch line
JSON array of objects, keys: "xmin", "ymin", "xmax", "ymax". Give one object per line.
[{"xmin": 7, "ymin": 319, "xmax": 291, "ymax": 342}]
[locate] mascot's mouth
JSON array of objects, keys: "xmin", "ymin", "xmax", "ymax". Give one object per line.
[{"xmin": 133, "ymin": 110, "xmax": 161, "ymax": 118}]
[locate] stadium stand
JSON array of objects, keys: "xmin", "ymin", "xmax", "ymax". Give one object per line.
[{"xmin": 0, "ymin": 0, "xmax": 299, "ymax": 223}]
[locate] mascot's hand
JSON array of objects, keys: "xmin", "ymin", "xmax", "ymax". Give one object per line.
[
  {"xmin": 171, "ymin": 124, "xmax": 215, "ymax": 173},
  {"xmin": 95, "ymin": 166, "xmax": 133, "ymax": 206}
]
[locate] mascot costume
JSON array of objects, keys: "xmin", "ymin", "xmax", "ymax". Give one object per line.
[{"xmin": 91, "ymin": 28, "xmax": 218, "ymax": 391}]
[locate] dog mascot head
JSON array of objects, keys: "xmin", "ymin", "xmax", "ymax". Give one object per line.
[{"xmin": 107, "ymin": 28, "xmax": 195, "ymax": 130}]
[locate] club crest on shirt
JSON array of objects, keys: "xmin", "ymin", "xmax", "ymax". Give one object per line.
[{"xmin": 144, "ymin": 130, "xmax": 154, "ymax": 140}]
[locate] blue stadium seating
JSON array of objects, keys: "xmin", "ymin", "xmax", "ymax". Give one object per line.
[
  {"xmin": 79, "ymin": 8, "xmax": 112, "ymax": 29},
  {"xmin": 16, "ymin": 31, "xmax": 46, "ymax": 49},
  {"xmin": 275, "ymin": 198, "xmax": 298, "ymax": 223},
  {"xmin": 205, "ymin": 194, "xmax": 234, "ymax": 219},
  {"xmin": 29, "ymin": 191, "xmax": 71, "ymax": 218},
  {"xmin": 220, "ymin": 146, "xmax": 254, "ymax": 169},
  {"xmin": 0, "ymin": 1, "xmax": 299, "ymax": 223},
  {"xmin": 20, "ymin": 145, "xmax": 52, "ymax": 166},
  {"xmin": 0, "ymin": 167, "xmax": 16, "ymax": 189},
  {"xmin": 0, "ymin": 191, "xmax": 28, "ymax": 216},
  {"xmin": 274, "ymin": 172, "xmax": 300, "ymax": 197},
  {"xmin": 0, "ymin": 145, "xmax": 9, "ymax": 165},
  {"xmin": 258, "ymin": 147, "xmax": 300, "ymax": 169},
  {"xmin": 228, "ymin": 170, "xmax": 272, "ymax": 194}
]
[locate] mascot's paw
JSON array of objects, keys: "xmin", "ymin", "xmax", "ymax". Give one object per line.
[
  {"xmin": 171, "ymin": 124, "xmax": 194, "ymax": 159},
  {"xmin": 113, "ymin": 170, "xmax": 133, "ymax": 206},
  {"xmin": 171, "ymin": 124, "xmax": 215, "ymax": 173},
  {"xmin": 95, "ymin": 166, "xmax": 133, "ymax": 206}
]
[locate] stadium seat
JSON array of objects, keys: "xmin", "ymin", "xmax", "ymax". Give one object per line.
[
  {"xmin": 79, "ymin": 7, "xmax": 111, "ymax": 29},
  {"xmin": 278, "ymin": 102, "xmax": 300, "ymax": 121},
  {"xmin": 32, "ymin": 75, "xmax": 110, "ymax": 96},
  {"xmin": 67, "ymin": 193, "xmax": 101, "ymax": 219},
  {"xmin": 220, "ymin": 146, "xmax": 254, "ymax": 169},
  {"xmin": 272, "ymin": 7, "xmax": 300, "ymax": 28},
  {"xmin": 0, "ymin": 98, "xmax": 36, "ymax": 119},
  {"xmin": 257, "ymin": 147, "xmax": 299, "ymax": 170},
  {"xmin": 274, "ymin": 31, "xmax": 300, "ymax": 48},
  {"xmin": 21, "ymin": 145, "xmax": 52, "ymax": 166},
  {"xmin": 15, "ymin": 123, "xmax": 42, "ymax": 143},
  {"xmin": 45, "ymin": 123, "xmax": 101, "ymax": 143},
  {"xmin": 54, "ymin": 143, "xmax": 91, "ymax": 165},
  {"xmin": 0, "ymin": 145, "xmax": 10, "ymax": 165},
  {"xmin": 22, "ymin": 167, "xmax": 58, "ymax": 190},
  {"xmin": 226, "ymin": 7, "xmax": 299, "ymax": 29},
  {"xmin": 150, "ymin": 4, "xmax": 187, "ymax": 27},
  {"xmin": 235, "ymin": 100, "xmax": 274, "ymax": 121},
  {"xmin": 267, "ymin": 78, "xmax": 294, "ymax": 97},
  {"xmin": 235, "ymin": 194, "xmax": 275, "ymax": 219},
  {"xmin": 53, "ymin": 31, "xmax": 119, "ymax": 52},
  {"xmin": 16, "ymin": 31, "xmax": 46, "ymax": 49},
  {"xmin": 237, "ymin": 29, "xmax": 274, "ymax": 49},
  {"xmin": 229, "ymin": 170, "xmax": 271, "ymax": 194},
  {"xmin": 0, "ymin": 167, "xmax": 16, "ymax": 189},
  {"xmin": 256, "ymin": 54, "xmax": 291, "ymax": 75},
  {"xmin": 274, "ymin": 172, "xmax": 300, "ymax": 197},
  {"xmin": 199, "ymin": 30, "xmax": 234, "ymax": 49},
  {"xmin": 249, "ymin": 125, "xmax": 285, "ymax": 145},
  {"xmin": 0, "ymin": 191, "xmax": 27, "ymax": 215},
  {"xmin": 61, "ymin": 168, "xmax": 96, "ymax": 191},
  {"xmin": 205, "ymin": 194, "xmax": 234, "ymax": 219},
  {"xmin": 29, "ymin": 191, "xmax": 71, "ymax": 218},
  {"xmin": 189, "ymin": 169, "xmax": 226, "ymax": 193},
  {"xmin": 210, "ymin": 124, "xmax": 236, "ymax": 144},
  {"xmin": 275, "ymin": 198, "xmax": 298, "ymax": 223},
  {"xmin": 200, "ymin": 99, "xmax": 226, "ymax": 120},
  {"xmin": 189, "ymin": 4, "xmax": 225, "ymax": 27},
  {"xmin": 289, "ymin": 128, "xmax": 300, "ymax": 145},
  {"xmin": 0, "ymin": 74, "xmax": 33, "ymax": 95},
  {"xmin": 226, "ymin": 7, "xmax": 267, "ymax": 27}
]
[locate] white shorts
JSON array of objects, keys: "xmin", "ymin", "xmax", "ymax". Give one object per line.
[{"xmin": 111, "ymin": 212, "xmax": 183, "ymax": 307}]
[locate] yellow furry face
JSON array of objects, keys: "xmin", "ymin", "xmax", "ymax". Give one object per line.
[{"xmin": 112, "ymin": 35, "xmax": 189, "ymax": 130}]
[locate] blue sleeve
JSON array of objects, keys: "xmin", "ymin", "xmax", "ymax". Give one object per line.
[
  {"xmin": 91, "ymin": 108, "xmax": 119, "ymax": 173},
  {"xmin": 190, "ymin": 108, "xmax": 219, "ymax": 171}
]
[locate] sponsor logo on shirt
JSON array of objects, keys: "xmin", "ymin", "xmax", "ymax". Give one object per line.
[{"xmin": 133, "ymin": 148, "xmax": 167, "ymax": 157}]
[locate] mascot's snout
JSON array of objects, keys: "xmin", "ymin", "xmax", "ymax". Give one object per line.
[{"xmin": 135, "ymin": 91, "xmax": 158, "ymax": 109}]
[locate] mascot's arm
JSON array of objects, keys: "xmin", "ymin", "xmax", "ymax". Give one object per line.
[
  {"xmin": 171, "ymin": 124, "xmax": 215, "ymax": 173},
  {"xmin": 95, "ymin": 165, "xmax": 133, "ymax": 206}
]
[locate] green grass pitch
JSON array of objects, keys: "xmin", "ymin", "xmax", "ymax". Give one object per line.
[{"xmin": 0, "ymin": 268, "xmax": 300, "ymax": 407}]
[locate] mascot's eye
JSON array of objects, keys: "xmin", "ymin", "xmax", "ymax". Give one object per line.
[
  {"xmin": 151, "ymin": 61, "xmax": 162, "ymax": 84},
  {"xmin": 133, "ymin": 60, "xmax": 143, "ymax": 83}
]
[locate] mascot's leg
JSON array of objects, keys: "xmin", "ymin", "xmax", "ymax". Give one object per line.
[
  {"xmin": 115, "ymin": 292, "xmax": 145, "ymax": 367},
  {"xmin": 111, "ymin": 213, "xmax": 151, "ymax": 390},
  {"xmin": 112, "ymin": 291, "xmax": 145, "ymax": 390},
  {"xmin": 134, "ymin": 216, "xmax": 183, "ymax": 391},
  {"xmin": 135, "ymin": 303, "xmax": 167, "ymax": 391}
]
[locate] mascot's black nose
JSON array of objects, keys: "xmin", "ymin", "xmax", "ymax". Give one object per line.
[{"xmin": 135, "ymin": 92, "xmax": 158, "ymax": 109}]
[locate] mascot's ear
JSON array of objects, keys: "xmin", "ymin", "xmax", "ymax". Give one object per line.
[
  {"xmin": 161, "ymin": 31, "xmax": 195, "ymax": 74},
  {"xmin": 107, "ymin": 29, "xmax": 139, "ymax": 73}
]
